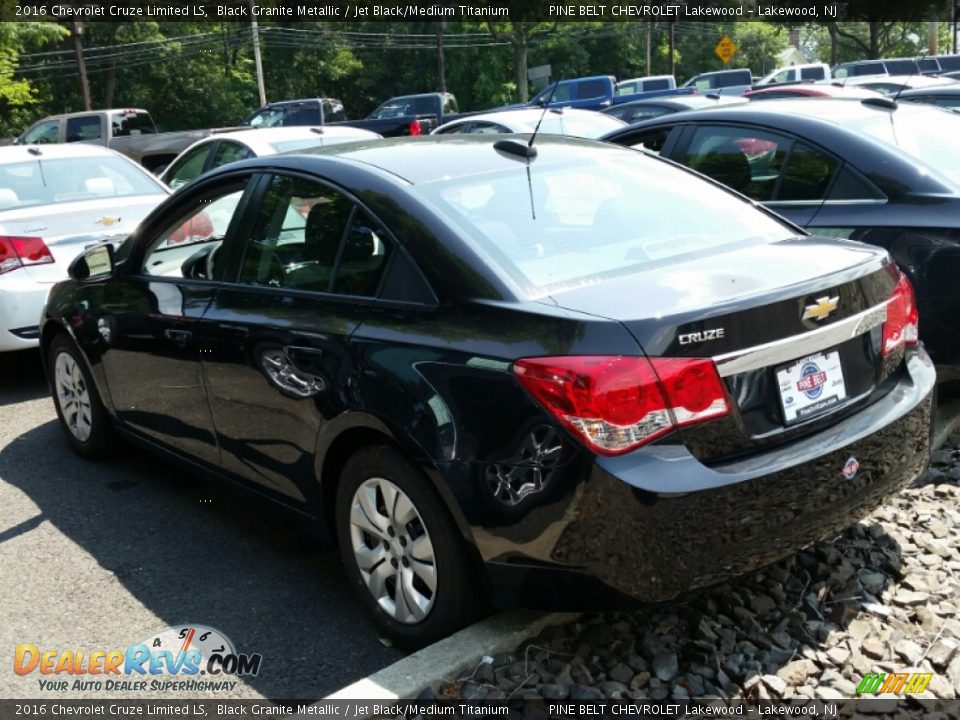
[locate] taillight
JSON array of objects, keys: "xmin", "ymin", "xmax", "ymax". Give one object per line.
[
  {"xmin": 881, "ymin": 273, "xmax": 919, "ymax": 356},
  {"xmin": 408, "ymin": 119, "xmax": 422, "ymax": 136},
  {"xmin": 0, "ymin": 236, "xmax": 54, "ymax": 275},
  {"xmin": 513, "ymin": 355, "xmax": 730, "ymax": 456}
]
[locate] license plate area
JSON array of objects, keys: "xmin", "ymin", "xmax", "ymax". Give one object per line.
[{"xmin": 776, "ymin": 350, "xmax": 847, "ymax": 424}]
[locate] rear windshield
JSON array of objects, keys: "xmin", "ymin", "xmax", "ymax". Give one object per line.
[
  {"xmin": 414, "ymin": 151, "xmax": 794, "ymax": 296},
  {"xmin": 111, "ymin": 111, "xmax": 156, "ymax": 136},
  {"xmin": 854, "ymin": 109, "xmax": 960, "ymax": 184},
  {"xmin": 0, "ymin": 155, "xmax": 162, "ymax": 208},
  {"xmin": 535, "ymin": 113, "xmax": 625, "ymax": 139}
]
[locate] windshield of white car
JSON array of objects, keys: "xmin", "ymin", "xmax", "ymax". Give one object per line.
[{"xmin": 0, "ymin": 156, "xmax": 162, "ymax": 208}]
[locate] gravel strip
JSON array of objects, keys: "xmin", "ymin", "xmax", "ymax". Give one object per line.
[{"xmin": 438, "ymin": 438, "xmax": 960, "ymax": 702}]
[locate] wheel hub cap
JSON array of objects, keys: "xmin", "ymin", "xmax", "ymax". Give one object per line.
[
  {"xmin": 348, "ymin": 477, "xmax": 436, "ymax": 624},
  {"xmin": 54, "ymin": 352, "xmax": 93, "ymax": 443}
]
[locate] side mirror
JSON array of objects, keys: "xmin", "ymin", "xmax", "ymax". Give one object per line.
[{"xmin": 68, "ymin": 243, "xmax": 115, "ymax": 281}]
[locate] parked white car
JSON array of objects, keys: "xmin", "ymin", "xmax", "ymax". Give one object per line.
[
  {"xmin": 755, "ymin": 63, "xmax": 831, "ymax": 86},
  {"xmin": 160, "ymin": 126, "xmax": 382, "ymax": 190},
  {"xmin": 431, "ymin": 108, "xmax": 625, "ymax": 139},
  {"xmin": 0, "ymin": 144, "xmax": 168, "ymax": 352}
]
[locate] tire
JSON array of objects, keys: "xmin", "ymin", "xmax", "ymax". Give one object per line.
[
  {"xmin": 48, "ymin": 333, "xmax": 114, "ymax": 459},
  {"xmin": 335, "ymin": 445, "xmax": 483, "ymax": 649}
]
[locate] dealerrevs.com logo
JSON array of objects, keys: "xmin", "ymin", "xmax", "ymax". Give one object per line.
[{"xmin": 14, "ymin": 625, "xmax": 262, "ymax": 693}]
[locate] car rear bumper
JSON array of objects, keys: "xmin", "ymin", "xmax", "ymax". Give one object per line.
[
  {"xmin": 479, "ymin": 349, "xmax": 935, "ymax": 608},
  {"xmin": 0, "ymin": 275, "xmax": 49, "ymax": 352}
]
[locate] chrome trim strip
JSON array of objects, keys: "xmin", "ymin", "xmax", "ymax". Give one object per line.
[{"xmin": 713, "ymin": 302, "xmax": 888, "ymax": 377}]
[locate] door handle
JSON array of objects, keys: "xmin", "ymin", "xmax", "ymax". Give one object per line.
[
  {"xmin": 164, "ymin": 328, "xmax": 192, "ymax": 347},
  {"xmin": 259, "ymin": 348, "xmax": 327, "ymax": 398}
]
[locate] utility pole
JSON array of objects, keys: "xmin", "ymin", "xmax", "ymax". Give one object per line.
[
  {"xmin": 929, "ymin": 21, "xmax": 939, "ymax": 55},
  {"xmin": 250, "ymin": 2, "xmax": 266, "ymax": 106},
  {"xmin": 72, "ymin": 21, "xmax": 91, "ymax": 111},
  {"xmin": 645, "ymin": 22, "xmax": 651, "ymax": 75},
  {"xmin": 436, "ymin": 20, "xmax": 447, "ymax": 93},
  {"xmin": 668, "ymin": 21, "xmax": 675, "ymax": 76}
]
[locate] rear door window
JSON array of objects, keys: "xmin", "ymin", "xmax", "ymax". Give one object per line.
[
  {"xmin": 237, "ymin": 175, "xmax": 391, "ymax": 296},
  {"xmin": 681, "ymin": 125, "xmax": 791, "ymax": 200},
  {"xmin": 65, "ymin": 116, "xmax": 102, "ymax": 142},
  {"xmin": 800, "ymin": 66, "xmax": 825, "ymax": 81},
  {"xmin": 211, "ymin": 141, "xmax": 255, "ymax": 169},
  {"xmin": 165, "ymin": 144, "xmax": 213, "ymax": 190},
  {"xmin": 776, "ymin": 142, "xmax": 839, "ymax": 201}
]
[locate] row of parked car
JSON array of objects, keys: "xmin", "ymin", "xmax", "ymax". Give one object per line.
[{"xmin": 1, "ymin": 70, "xmax": 955, "ymax": 648}]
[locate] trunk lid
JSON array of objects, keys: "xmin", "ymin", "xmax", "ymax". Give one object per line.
[
  {"xmin": 547, "ymin": 236, "xmax": 900, "ymax": 461},
  {"xmin": 0, "ymin": 195, "xmax": 164, "ymax": 283}
]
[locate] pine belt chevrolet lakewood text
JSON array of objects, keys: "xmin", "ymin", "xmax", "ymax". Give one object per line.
[{"xmin": 40, "ymin": 136, "xmax": 934, "ymax": 648}]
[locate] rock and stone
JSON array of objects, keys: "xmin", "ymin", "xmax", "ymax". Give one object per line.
[{"xmin": 436, "ymin": 442, "xmax": 960, "ymax": 702}]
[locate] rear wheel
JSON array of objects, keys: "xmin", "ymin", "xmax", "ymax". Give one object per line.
[
  {"xmin": 49, "ymin": 334, "xmax": 113, "ymax": 459},
  {"xmin": 335, "ymin": 445, "xmax": 482, "ymax": 649}
]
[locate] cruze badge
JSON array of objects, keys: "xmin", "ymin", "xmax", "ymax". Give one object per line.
[
  {"xmin": 678, "ymin": 328, "xmax": 725, "ymax": 345},
  {"xmin": 802, "ymin": 295, "xmax": 840, "ymax": 322}
]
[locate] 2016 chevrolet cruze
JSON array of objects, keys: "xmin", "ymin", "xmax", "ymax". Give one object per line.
[{"xmin": 41, "ymin": 135, "xmax": 934, "ymax": 648}]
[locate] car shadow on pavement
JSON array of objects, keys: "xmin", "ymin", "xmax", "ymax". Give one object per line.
[
  {"xmin": 0, "ymin": 349, "xmax": 49, "ymax": 407},
  {"xmin": 0, "ymin": 420, "xmax": 403, "ymax": 699}
]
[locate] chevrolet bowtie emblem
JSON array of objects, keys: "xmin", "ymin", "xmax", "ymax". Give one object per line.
[
  {"xmin": 802, "ymin": 295, "xmax": 840, "ymax": 322},
  {"xmin": 95, "ymin": 215, "xmax": 121, "ymax": 226}
]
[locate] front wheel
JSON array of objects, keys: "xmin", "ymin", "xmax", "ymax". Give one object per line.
[
  {"xmin": 335, "ymin": 445, "xmax": 483, "ymax": 649},
  {"xmin": 49, "ymin": 333, "xmax": 114, "ymax": 459}
]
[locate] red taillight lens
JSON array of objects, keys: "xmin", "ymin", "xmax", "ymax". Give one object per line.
[
  {"xmin": 0, "ymin": 236, "xmax": 54, "ymax": 275},
  {"xmin": 881, "ymin": 273, "xmax": 919, "ymax": 356},
  {"xmin": 408, "ymin": 119, "xmax": 422, "ymax": 136},
  {"xmin": 513, "ymin": 355, "xmax": 730, "ymax": 456}
]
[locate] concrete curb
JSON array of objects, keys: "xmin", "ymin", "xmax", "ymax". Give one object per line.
[{"xmin": 326, "ymin": 611, "xmax": 578, "ymax": 702}]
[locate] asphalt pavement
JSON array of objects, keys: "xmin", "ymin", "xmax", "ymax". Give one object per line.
[{"xmin": 0, "ymin": 348, "xmax": 402, "ymax": 700}]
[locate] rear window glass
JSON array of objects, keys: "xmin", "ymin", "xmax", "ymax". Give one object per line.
[
  {"xmin": 936, "ymin": 55, "xmax": 960, "ymax": 71},
  {"xmin": 0, "ymin": 156, "xmax": 161, "ymax": 208},
  {"xmin": 415, "ymin": 152, "xmax": 793, "ymax": 296},
  {"xmin": 855, "ymin": 109, "xmax": 960, "ymax": 184},
  {"xmin": 111, "ymin": 111, "xmax": 156, "ymax": 136}
]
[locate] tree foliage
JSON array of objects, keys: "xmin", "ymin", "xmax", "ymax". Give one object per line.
[{"xmin": 1, "ymin": 20, "xmax": 949, "ymax": 140}]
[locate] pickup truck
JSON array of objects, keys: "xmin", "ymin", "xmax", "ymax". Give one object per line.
[
  {"xmin": 14, "ymin": 109, "xmax": 232, "ymax": 173},
  {"xmin": 526, "ymin": 75, "xmax": 695, "ymax": 111},
  {"xmin": 241, "ymin": 93, "xmax": 460, "ymax": 137}
]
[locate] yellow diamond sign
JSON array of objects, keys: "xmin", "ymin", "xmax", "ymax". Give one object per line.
[{"xmin": 715, "ymin": 35, "xmax": 737, "ymax": 64}]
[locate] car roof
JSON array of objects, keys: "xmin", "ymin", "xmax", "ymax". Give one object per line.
[
  {"xmin": 628, "ymin": 96, "xmax": 941, "ymax": 125},
  {"xmin": 898, "ymin": 84, "xmax": 960, "ymax": 96},
  {"xmin": 746, "ymin": 84, "xmax": 883, "ymax": 98},
  {"xmin": 0, "ymin": 143, "xmax": 127, "ymax": 161},
  {"xmin": 274, "ymin": 134, "xmax": 630, "ymax": 186},
  {"xmin": 433, "ymin": 107, "xmax": 617, "ymax": 134},
  {"xmin": 616, "ymin": 95, "xmax": 746, "ymax": 109}
]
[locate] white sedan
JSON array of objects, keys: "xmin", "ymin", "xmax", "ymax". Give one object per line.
[
  {"xmin": 160, "ymin": 126, "xmax": 381, "ymax": 189},
  {"xmin": 431, "ymin": 108, "xmax": 626, "ymax": 139},
  {"xmin": 0, "ymin": 144, "xmax": 169, "ymax": 352}
]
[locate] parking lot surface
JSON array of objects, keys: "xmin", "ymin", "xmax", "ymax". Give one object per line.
[{"xmin": 0, "ymin": 350, "xmax": 402, "ymax": 700}]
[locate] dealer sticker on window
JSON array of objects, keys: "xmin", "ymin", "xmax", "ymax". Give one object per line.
[{"xmin": 777, "ymin": 350, "xmax": 847, "ymax": 424}]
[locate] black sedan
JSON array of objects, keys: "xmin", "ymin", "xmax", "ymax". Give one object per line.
[
  {"xmin": 603, "ymin": 98, "xmax": 960, "ymax": 381},
  {"xmin": 602, "ymin": 94, "xmax": 747, "ymax": 124},
  {"xmin": 896, "ymin": 83, "xmax": 960, "ymax": 112},
  {"xmin": 41, "ymin": 135, "xmax": 934, "ymax": 647}
]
